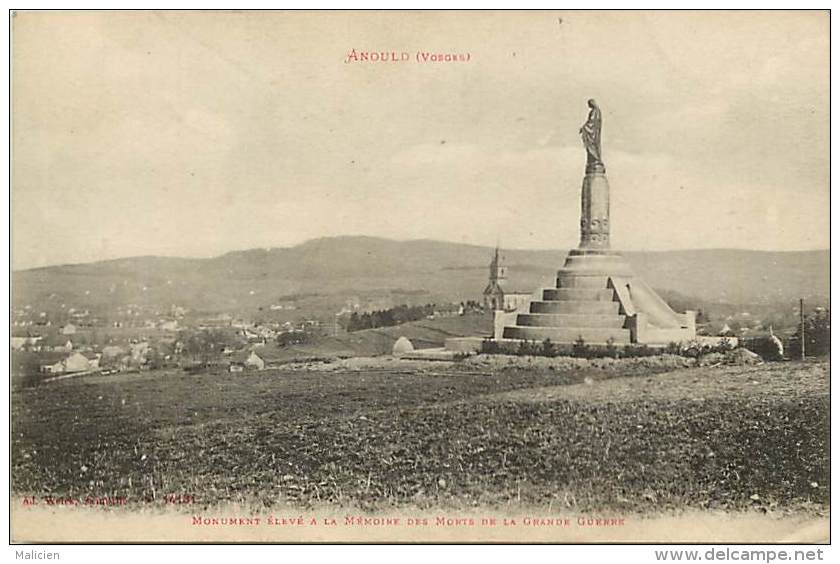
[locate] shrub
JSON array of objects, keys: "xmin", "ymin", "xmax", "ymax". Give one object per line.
[
  {"xmin": 516, "ymin": 339, "xmax": 540, "ymax": 357},
  {"xmin": 677, "ymin": 339, "xmax": 709, "ymax": 359},
  {"xmin": 605, "ymin": 337, "xmax": 619, "ymax": 359},
  {"xmin": 572, "ymin": 335, "xmax": 588, "ymax": 358},
  {"xmin": 665, "ymin": 342, "xmax": 682, "ymax": 355},
  {"xmin": 621, "ymin": 344, "xmax": 657, "ymax": 358},
  {"xmin": 475, "ymin": 337, "xmax": 730, "ymax": 361},
  {"xmin": 480, "ymin": 337, "xmax": 500, "ymax": 355},
  {"xmin": 715, "ymin": 337, "xmax": 736, "ymax": 353},
  {"xmin": 541, "ymin": 338, "xmax": 556, "ymax": 358}
]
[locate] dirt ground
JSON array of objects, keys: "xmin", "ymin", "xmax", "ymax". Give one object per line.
[{"xmin": 11, "ymin": 358, "xmax": 829, "ymax": 524}]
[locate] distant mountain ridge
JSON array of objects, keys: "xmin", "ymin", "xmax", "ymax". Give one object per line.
[{"xmin": 11, "ymin": 236, "xmax": 830, "ymax": 315}]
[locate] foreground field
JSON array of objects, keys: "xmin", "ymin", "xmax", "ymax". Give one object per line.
[{"xmin": 11, "ymin": 359, "xmax": 829, "ymax": 516}]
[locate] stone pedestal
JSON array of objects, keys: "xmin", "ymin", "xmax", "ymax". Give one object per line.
[
  {"xmin": 580, "ymin": 172, "xmax": 610, "ymax": 250},
  {"xmin": 556, "ymin": 250, "xmax": 633, "ymax": 289}
]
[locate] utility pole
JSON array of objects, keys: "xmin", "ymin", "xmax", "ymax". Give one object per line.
[{"xmin": 800, "ymin": 298, "xmax": 806, "ymax": 360}]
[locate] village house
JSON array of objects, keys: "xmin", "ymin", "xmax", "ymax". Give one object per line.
[
  {"xmin": 11, "ymin": 334, "xmax": 42, "ymax": 351},
  {"xmin": 64, "ymin": 352, "xmax": 97, "ymax": 373},
  {"xmin": 40, "ymin": 335, "xmax": 74, "ymax": 353},
  {"xmin": 129, "ymin": 342, "xmax": 151, "ymax": 364},
  {"xmin": 40, "ymin": 352, "xmax": 100, "ymax": 374},
  {"xmin": 98, "ymin": 345, "xmax": 127, "ymax": 370},
  {"xmin": 101, "ymin": 345, "xmax": 127, "ymax": 358},
  {"xmin": 40, "ymin": 361, "xmax": 64, "ymax": 374}
]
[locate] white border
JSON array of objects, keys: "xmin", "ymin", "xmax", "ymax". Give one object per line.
[{"xmin": 2, "ymin": 3, "xmax": 834, "ymax": 562}]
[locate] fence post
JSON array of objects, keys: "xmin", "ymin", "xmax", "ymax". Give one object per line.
[{"xmin": 800, "ymin": 298, "xmax": 806, "ymax": 360}]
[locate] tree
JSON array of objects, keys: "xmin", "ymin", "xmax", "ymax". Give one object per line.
[{"xmin": 793, "ymin": 308, "xmax": 830, "ymax": 357}]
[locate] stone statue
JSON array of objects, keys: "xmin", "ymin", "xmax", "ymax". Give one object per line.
[{"xmin": 580, "ymin": 99, "xmax": 605, "ymax": 173}]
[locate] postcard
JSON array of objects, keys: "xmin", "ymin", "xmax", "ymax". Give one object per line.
[{"xmin": 10, "ymin": 10, "xmax": 829, "ymax": 543}]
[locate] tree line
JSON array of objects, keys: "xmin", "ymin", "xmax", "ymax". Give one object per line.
[
  {"xmin": 346, "ymin": 304, "xmax": 438, "ymax": 332},
  {"xmin": 345, "ymin": 301, "xmax": 484, "ymax": 332}
]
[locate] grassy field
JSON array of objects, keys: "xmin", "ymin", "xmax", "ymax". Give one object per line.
[
  {"xmin": 11, "ymin": 359, "xmax": 829, "ymax": 515},
  {"xmin": 265, "ymin": 313, "xmax": 494, "ymax": 362}
]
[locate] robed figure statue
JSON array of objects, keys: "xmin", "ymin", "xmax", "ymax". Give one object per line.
[{"xmin": 580, "ymin": 99, "xmax": 605, "ymax": 173}]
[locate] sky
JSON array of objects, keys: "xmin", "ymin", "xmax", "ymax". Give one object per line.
[{"xmin": 11, "ymin": 10, "xmax": 829, "ymax": 269}]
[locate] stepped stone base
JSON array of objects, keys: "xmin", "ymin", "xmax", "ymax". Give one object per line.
[
  {"xmin": 543, "ymin": 288, "xmax": 614, "ymax": 301},
  {"xmin": 479, "ymin": 248, "xmax": 697, "ymax": 346},
  {"xmin": 530, "ymin": 300, "xmax": 619, "ymax": 315},
  {"xmin": 516, "ymin": 313, "xmax": 627, "ymax": 328},
  {"xmin": 502, "ymin": 326, "xmax": 631, "ymax": 343}
]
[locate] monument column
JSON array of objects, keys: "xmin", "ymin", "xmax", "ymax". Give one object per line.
[
  {"xmin": 580, "ymin": 172, "xmax": 610, "ymax": 250},
  {"xmin": 557, "ymin": 98, "xmax": 631, "ymax": 288},
  {"xmin": 578, "ymin": 98, "xmax": 610, "ymax": 251}
]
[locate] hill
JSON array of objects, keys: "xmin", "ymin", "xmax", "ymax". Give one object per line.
[{"xmin": 11, "ymin": 237, "xmax": 829, "ymax": 319}]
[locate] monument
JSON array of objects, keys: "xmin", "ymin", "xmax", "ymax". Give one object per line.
[{"xmin": 448, "ymin": 100, "xmax": 696, "ymax": 351}]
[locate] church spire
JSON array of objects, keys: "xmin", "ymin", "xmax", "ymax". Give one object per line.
[{"xmin": 489, "ymin": 244, "xmax": 506, "ymax": 282}]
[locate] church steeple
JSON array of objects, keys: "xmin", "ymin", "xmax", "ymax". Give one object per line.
[
  {"xmin": 483, "ymin": 244, "xmax": 507, "ymax": 311},
  {"xmin": 489, "ymin": 245, "xmax": 507, "ymax": 282}
]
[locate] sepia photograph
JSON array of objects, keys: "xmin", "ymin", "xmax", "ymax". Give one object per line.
[{"xmin": 9, "ymin": 9, "xmax": 830, "ymax": 544}]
